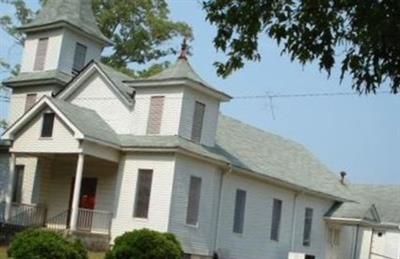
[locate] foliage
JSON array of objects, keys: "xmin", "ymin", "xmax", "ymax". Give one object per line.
[
  {"xmin": 203, "ymin": 0, "xmax": 400, "ymax": 94},
  {"xmin": 105, "ymin": 229, "xmax": 183, "ymax": 259},
  {"xmin": 0, "ymin": 0, "xmax": 192, "ymax": 77},
  {"xmin": 8, "ymin": 229, "xmax": 88, "ymax": 259}
]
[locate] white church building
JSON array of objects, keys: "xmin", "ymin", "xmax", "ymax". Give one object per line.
[{"xmin": 0, "ymin": 0, "xmax": 399, "ymax": 258}]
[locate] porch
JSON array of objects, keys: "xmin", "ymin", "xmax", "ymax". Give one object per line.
[{"xmin": 5, "ymin": 153, "xmax": 119, "ymax": 236}]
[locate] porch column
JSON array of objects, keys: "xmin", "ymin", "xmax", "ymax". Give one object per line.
[
  {"xmin": 69, "ymin": 153, "xmax": 85, "ymax": 231},
  {"xmin": 4, "ymin": 153, "xmax": 16, "ymax": 222}
]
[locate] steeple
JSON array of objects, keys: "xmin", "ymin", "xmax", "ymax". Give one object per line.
[
  {"xmin": 178, "ymin": 38, "xmax": 189, "ymax": 60},
  {"xmin": 19, "ymin": 0, "xmax": 111, "ymax": 45}
]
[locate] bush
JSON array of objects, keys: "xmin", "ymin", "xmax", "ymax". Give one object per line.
[
  {"xmin": 8, "ymin": 229, "xmax": 88, "ymax": 259},
  {"xmin": 106, "ymin": 229, "xmax": 183, "ymax": 259}
]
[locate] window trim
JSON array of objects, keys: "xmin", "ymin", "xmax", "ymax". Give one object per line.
[
  {"xmin": 146, "ymin": 96, "xmax": 165, "ymax": 135},
  {"xmin": 191, "ymin": 101, "xmax": 206, "ymax": 143},
  {"xmin": 233, "ymin": 189, "xmax": 247, "ymax": 234},
  {"xmin": 40, "ymin": 112, "xmax": 55, "ymax": 138},
  {"xmin": 133, "ymin": 169, "xmax": 153, "ymax": 219},
  {"xmin": 12, "ymin": 165, "xmax": 24, "ymax": 203},
  {"xmin": 72, "ymin": 42, "xmax": 87, "ymax": 75},
  {"xmin": 303, "ymin": 207, "xmax": 314, "ymax": 247},
  {"xmin": 185, "ymin": 176, "xmax": 202, "ymax": 226},
  {"xmin": 25, "ymin": 93, "xmax": 37, "ymax": 112},
  {"xmin": 270, "ymin": 198, "xmax": 283, "ymax": 241},
  {"xmin": 33, "ymin": 37, "xmax": 49, "ymax": 71}
]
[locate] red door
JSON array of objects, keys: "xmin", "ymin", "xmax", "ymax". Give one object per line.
[{"xmin": 67, "ymin": 177, "xmax": 98, "ymax": 231}]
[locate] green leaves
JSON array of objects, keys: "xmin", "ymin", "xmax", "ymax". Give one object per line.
[
  {"xmin": 92, "ymin": 0, "xmax": 192, "ymax": 77},
  {"xmin": 1, "ymin": 0, "xmax": 192, "ymax": 78},
  {"xmin": 203, "ymin": 0, "xmax": 400, "ymax": 93}
]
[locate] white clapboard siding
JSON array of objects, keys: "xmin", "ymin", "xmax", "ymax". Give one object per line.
[
  {"xmin": 179, "ymin": 87, "xmax": 220, "ymax": 147},
  {"xmin": 11, "ymin": 111, "xmax": 80, "ymax": 154},
  {"xmin": 68, "ymin": 72, "xmax": 132, "ymax": 134},
  {"xmin": 111, "ymin": 154, "xmax": 176, "ymax": 241},
  {"xmin": 168, "ymin": 154, "xmax": 221, "ymax": 256}
]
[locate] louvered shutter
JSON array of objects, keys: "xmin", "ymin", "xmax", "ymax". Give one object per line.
[
  {"xmin": 34, "ymin": 38, "xmax": 49, "ymax": 71},
  {"xmin": 186, "ymin": 176, "xmax": 202, "ymax": 225},
  {"xmin": 133, "ymin": 169, "xmax": 153, "ymax": 218},
  {"xmin": 191, "ymin": 101, "xmax": 205, "ymax": 142},
  {"xmin": 233, "ymin": 189, "xmax": 246, "ymax": 233},
  {"xmin": 25, "ymin": 94, "xmax": 37, "ymax": 112},
  {"xmin": 146, "ymin": 96, "xmax": 165, "ymax": 134},
  {"xmin": 270, "ymin": 199, "xmax": 282, "ymax": 241},
  {"xmin": 72, "ymin": 43, "xmax": 87, "ymax": 75}
]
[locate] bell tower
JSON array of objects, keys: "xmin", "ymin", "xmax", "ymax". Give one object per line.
[{"xmin": 3, "ymin": 0, "xmax": 111, "ymax": 123}]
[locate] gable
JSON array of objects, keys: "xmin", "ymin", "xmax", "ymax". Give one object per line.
[
  {"xmin": 58, "ymin": 63, "xmax": 133, "ymax": 134},
  {"xmin": 11, "ymin": 107, "xmax": 80, "ymax": 153}
]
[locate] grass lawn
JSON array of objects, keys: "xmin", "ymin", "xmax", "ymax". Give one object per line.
[{"xmin": 0, "ymin": 246, "xmax": 105, "ymax": 259}]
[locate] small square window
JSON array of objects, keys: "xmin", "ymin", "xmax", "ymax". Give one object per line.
[{"xmin": 41, "ymin": 113, "xmax": 55, "ymax": 138}]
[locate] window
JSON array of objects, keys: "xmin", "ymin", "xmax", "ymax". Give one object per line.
[
  {"xmin": 25, "ymin": 93, "xmax": 37, "ymax": 112},
  {"xmin": 133, "ymin": 169, "xmax": 153, "ymax": 218},
  {"xmin": 191, "ymin": 101, "xmax": 205, "ymax": 142},
  {"xmin": 270, "ymin": 199, "xmax": 282, "ymax": 241},
  {"xmin": 233, "ymin": 189, "xmax": 246, "ymax": 234},
  {"xmin": 34, "ymin": 38, "xmax": 49, "ymax": 71},
  {"xmin": 12, "ymin": 165, "xmax": 24, "ymax": 203},
  {"xmin": 72, "ymin": 43, "xmax": 87, "ymax": 74},
  {"xmin": 146, "ymin": 96, "xmax": 165, "ymax": 135},
  {"xmin": 303, "ymin": 207, "xmax": 314, "ymax": 246},
  {"xmin": 41, "ymin": 113, "xmax": 55, "ymax": 138},
  {"xmin": 186, "ymin": 176, "xmax": 202, "ymax": 225}
]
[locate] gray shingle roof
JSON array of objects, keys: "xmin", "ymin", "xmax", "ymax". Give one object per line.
[
  {"xmin": 329, "ymin": 185, "xmax": 400, "ymax": 224},
  {"xmin": 126, "ymin": 59, "xmax": 231, "ymax": 100},
  {"xmin": 120, "ymin": 115, "xmax": 352, "ymax": 201},
  {"xmin": 19, "ymin": 0, "xmax": 111, "ymax": 44},
  {"xmin": 50, "ymin": 98, "xmax": 119, "ymax": 146},
  {"xmin": 3, "ymin": 70, "xmax": 73, "ymax": 87},
  {"xmin": 96, "ymin": 62, "xmax": 135, "ymax": 101}
]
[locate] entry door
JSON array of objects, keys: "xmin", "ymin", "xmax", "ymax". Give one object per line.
[{"xmin": 68, "ymin": 177, "xmax": 98, "ymax": 230}]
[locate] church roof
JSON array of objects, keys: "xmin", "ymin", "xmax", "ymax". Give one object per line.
[
  {"xmin": 2, "ymin": 70, "xmax": 73, "ymax": 88},
  {"xmin": 19, "ymin": 0, "xmax": 111, "ymax": 45},
  {"xmin": 127, "ymin": 58, "xmax": 231, "ymax": 101}
]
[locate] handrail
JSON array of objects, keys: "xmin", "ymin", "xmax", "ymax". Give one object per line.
[
  {"xmin": 77, "ymin": 208, "xmax": 112, "ymax": 235},
  {"xmin": 9, "ymin": 203, "xmax": 47, "ymax": 227}
]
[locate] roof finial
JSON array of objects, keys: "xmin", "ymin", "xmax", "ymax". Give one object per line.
[{"xmin": 178, "ymin": 37, "xmax": 189, "ymax": 60}]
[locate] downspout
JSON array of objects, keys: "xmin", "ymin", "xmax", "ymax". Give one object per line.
[
  {"xmin": 353, "ymin": 224, "xmax": 360, "ymax": 259},
  {"xmin": 213, "ymin": 163, "xmax": 232, "ymax": 256},
  {"xmin": 290, "ymin": 192, "xmax": 300, "ymax": 250}
]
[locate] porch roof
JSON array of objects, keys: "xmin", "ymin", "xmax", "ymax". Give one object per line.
[
  {"xmin": 50, "ymin": 98, "xmax": 120, "ymax": 146},
  {"xmin": 327, "ymin": 185, "xmax": 400, "ymax": 226}
]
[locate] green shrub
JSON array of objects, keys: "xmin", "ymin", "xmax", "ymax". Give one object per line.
[
  {"xmin": 106, "ymin": 229, "xmax": 183, "ymax": 259},
  {"xmin": 8, "ymin": 229, "xmax": 88, "ymax": 259}
]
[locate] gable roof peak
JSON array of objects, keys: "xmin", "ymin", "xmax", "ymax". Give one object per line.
[{"xmin": 19, "ymin": 0, "xmax": 111, "ymax": 45}]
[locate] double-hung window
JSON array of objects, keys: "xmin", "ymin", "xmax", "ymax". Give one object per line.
[
  {"xmin": 270, "ymin": 199, "xmax": 282, "ymax": 241},
  {"xmin": 303, "ymin": 207, "xmax": 314, "ymax": 246},
  {"xmin": 72, "ymin": 43, "xmax": 87, "ymax": 75},
  {"xmin": 133, "ymin": 169, "xmax": 153, "ymax": 218},
  {"xmin": 233, "ymin": 189, "xmax": 246, "ymax": 234},
  {"xmin": 34, "ymin": 38, "xmax": 49, "ymax": 71},
  {"xmin": 41, "ymin": 113, "xmax": 55, "ymax": 138},
  {"xmin": 12, "ymin": 165, "xmax": 24, "ymax": 203},
  {"xmin": 186, "ymin": 176, "xmax": 202, "ymax": 226}
]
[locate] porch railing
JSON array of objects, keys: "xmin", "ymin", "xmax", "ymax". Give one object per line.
[
  {"xmin": 9, "ymin": 203, "xmax": 47, "ymax": 227},
  {"xmin": 46, "ymin": 208, "xmax": 112, "ymax": 235},
  {"xmin": 77, "ymin": 208, "xmax": 112, "ymax": 235}
]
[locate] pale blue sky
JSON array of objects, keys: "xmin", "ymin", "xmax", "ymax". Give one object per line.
[{"xmin": 0, "ymin": 1, "xmax": 399, "ymax": 184}]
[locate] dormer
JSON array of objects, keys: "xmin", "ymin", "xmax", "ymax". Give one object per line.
[
  {"xmin": 3, "ymin": 0, "xmax": 111, "ymax": 124},
  {"xmin": 127, "ymin": 40, "xmax": 231, "ymax": 146}
]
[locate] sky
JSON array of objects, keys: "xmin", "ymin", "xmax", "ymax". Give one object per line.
[{"xmin": 0, "ymin": 0, "xmax": 399, "ymax": 185}]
